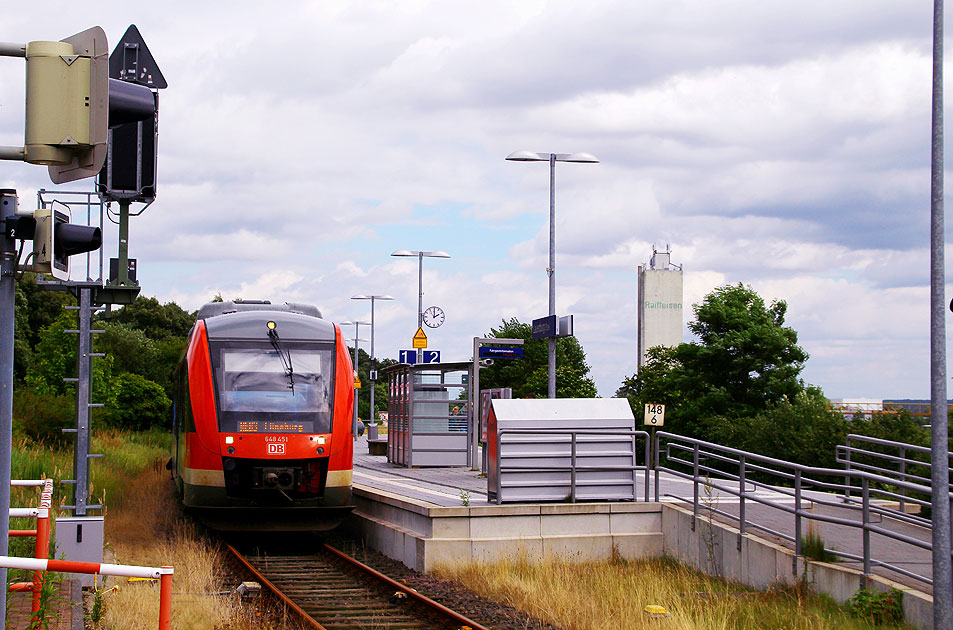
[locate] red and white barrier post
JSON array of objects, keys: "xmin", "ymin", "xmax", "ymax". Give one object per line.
[
  {"xmin": 0, "ymin": 557, "xmax": 174, "ymax": 630},
  {"xmin": 8, "ymin": 479, "xmax": 53, "ymax": 615}
]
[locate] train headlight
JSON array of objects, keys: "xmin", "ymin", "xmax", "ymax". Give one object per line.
[
  {"xmin": 226, "ymin": 446, "xmax": 235, "ymax": 455},
  {"xmin": 317, "ymin": 447, "xmax": 325, "ymax": 455}
]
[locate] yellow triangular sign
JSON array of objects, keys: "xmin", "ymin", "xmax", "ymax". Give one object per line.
[{"xmin": 413, "ymin": 326, "xmax": 428, "ymax": 349}]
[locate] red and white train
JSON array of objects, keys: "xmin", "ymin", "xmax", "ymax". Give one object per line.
[{"xmin": 171, "ymin": 300, "xmax": 355, "ymax": 531}]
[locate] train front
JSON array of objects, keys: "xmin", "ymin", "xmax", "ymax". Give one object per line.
[{"xmin": 177, "ymin": 309, "xmax": 355, "ymax": 531}]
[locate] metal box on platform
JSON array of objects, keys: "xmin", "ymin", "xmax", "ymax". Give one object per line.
[
  {"xmin": 384, "ymin": 362, "xmax": 471, "ymax": 467},
  {"xmin": 487, "ymin": 398, "xmax": 639, "ymax": 503}
]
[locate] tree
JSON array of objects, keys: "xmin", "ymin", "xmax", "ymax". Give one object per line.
[
  {"xmin": 478, "ymin": 317, "xmax": 597, "ymax": 398},
  {"xmin": 106, "ymin": 372, "xmax": 171, "ymax": 430},
  {"xmin": 347, "ymin": 347, "xmax": 396, "ymax": 422},
  {"xmin": 99, "ymin": 296, "xmax": 194, "ymax": 341},
  {"xmin": 617, "ymin": 283, "xmax": 808, "ymax": 438},
  {"xmin": 25, "ymin": 311, "xmax": 115, "ymax": 405}
]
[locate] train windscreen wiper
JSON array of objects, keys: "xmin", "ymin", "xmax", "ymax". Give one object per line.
[{"xmin": 267, "ymin": 327, "xmax": 295, "ymax": 394}]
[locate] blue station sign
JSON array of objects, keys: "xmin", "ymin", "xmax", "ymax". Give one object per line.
[
  {"xmin": 479, "ymin": 346, "xmax": 524, "ymax": 359},
  {"xmin": 532, "ymin": 315, "xmax": 557, "ymax": 340}
]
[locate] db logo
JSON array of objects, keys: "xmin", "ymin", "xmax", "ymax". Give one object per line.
[{"xmin": 267, "ymin": 443, "xmax": 286, "ymax": 454}]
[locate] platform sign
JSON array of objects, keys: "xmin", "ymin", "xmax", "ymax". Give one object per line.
[
  {"xmin": 413, "ymin": 326, "xmax": 428, "ymax": 349},
  {"xmin": 422, "ymin": 350, "xmax": 441, "ymax": 363},
  {"xmin": 479, "ymin": 346, "xmax": 524, "ymax": 359},
  {"xmin": 398, "ymin": 350, "xmax": 417, "ymax": 364},
  {"xmin": 532, "ymin": 315, "xmax": 557, "ymax": 340},
  {"xmin": 644, "ymin": 403, "xmax": 665, "ymax": 426}
]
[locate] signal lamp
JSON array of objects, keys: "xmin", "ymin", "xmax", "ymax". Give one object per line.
[{"xmin": 32, "ymin": 204, "xmax": 102, "ymax": 280}]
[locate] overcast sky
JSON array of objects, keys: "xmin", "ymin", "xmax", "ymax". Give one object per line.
[{"xmin": 2, "ymin": 2, "xmax": 950, "ymax": 400}]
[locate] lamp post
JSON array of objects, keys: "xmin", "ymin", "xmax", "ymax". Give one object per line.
[
  {"xmin": 340, "ymin": 320, "xmax": 369, "ymax": 437},
  {"xmin": 506, "ymin": 150, "xmax": 599, "ymax": 398},
  {"xmin": 390, "ymin": 249, "xmax": 450, "ymax": 362},
  {"xmin": 351, "ymin": 295, "xmax": 394, "ymax": 427}
]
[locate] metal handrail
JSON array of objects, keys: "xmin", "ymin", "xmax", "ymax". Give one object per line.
[
  {"xmin": 653, "ymin": 431, "xmax": 945, "ymax": 587},
  {"xmin": 838, "ymin": 434, "xmax": 953, "ymax": 517},
  {"xmin": 498, "ymin": 429, "xmax": 651, "ymax": 502}
]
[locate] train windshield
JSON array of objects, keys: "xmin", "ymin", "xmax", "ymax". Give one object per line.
[{"xmin": 210, "ymin": 341, "xmax": 334, "ymax": 434}]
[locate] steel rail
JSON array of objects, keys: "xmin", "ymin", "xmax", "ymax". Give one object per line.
[
  {"xmin": 321, "ymin": 544, "xmax": 491, "ymax": 630},
  {"xmin": 225, "ymin": 543, "xmax": 325, "ymax": 630},
  {"xmin": 227, "ymin": 542, "xmax": 491, "ymax": 630}
]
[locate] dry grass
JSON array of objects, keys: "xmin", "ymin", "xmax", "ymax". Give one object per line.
[
  {"xmin": 433, "ymin": 553, "xmax": 907, "ymax": 630},
  {"xmin": 93, "ymin": 458, "xmax": 291, "ymax": 630}
]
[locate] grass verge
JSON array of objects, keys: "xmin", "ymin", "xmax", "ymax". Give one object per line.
[
  {"xmin": 11, "ymin": 429, "xmax": 299, "ymax": 630},
  {"xmin": 433, "ymin": 553, "xmax": 910, "ymax": 630}
]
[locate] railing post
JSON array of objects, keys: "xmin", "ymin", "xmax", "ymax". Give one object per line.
[
  {"xmin": 692, "ymin": 443, "xmax": 699, "ymax": 531},
  {"xmin": 158, "ymin": 567, "xmax": 173, "ymax": 630},
  {"xmin": 898, "ymin": 445, "xmax": 907, "ymax": 514},
  {"xmin": 643, "ymin": 432, "xmax": 650, "ymax": 502},
  {"xmin": 844, "ymin": 436, "xmax": 852, "ymax": 501},
  {"xmin": 862, "ymin": 477, "xmax": 871, "ymax": 586},
  {"xmin": 570, "ymin": 432, "xmax": 577, "ymax": 503},
  {"xmin": 738, "ymin": 455, "xmax": 746, "ymax": 551},
  {"xmin": 653, "ymin": 433, "xmax": 660, "ymax": 503},
  {"xmin": 794, "ymin": 470, "xmax": 802, "ymax": 575}
]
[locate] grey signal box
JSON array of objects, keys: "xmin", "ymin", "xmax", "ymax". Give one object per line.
[{"xmin": 56, "ymin": 516, "xmax": 104, "ymax": 587}]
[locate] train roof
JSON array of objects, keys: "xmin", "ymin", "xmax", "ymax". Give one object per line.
[{"xmin": 196, "ymin": 300, "xmax": 322, "ymax": 320}]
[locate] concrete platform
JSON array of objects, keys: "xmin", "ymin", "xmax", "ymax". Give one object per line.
[{"xmin": 350, "ymin": 437, "xmax": 663, "ymax": 571}]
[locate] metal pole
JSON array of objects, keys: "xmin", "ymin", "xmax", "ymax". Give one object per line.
[
  {"xmin": 369, "ymin": 299, "xmax": 376, "ymax": 426},
  {"xmin": 471, "ymin": 337, "xmax": 480, "ymax": 469},
  {"xmin": 931, "ymin": 2, "xmax": 953, "ymax": 627},
  {"xmin": 0, "ymin": 189, "xmax": 20, "ymax": 628},
  {"xmin": 416, "ymin": 252, "xmax": 424, "ymax": 364},
  {"xmin": 548, "ymin": 154, "xmax": 556, "ymax": 399},
  {"xmin": 116, "ymin": 200, "xmax": 132, "ymax": 286},
  {"xmin": 72, "ymin": 288, "xmax": 93, "ymax": 516},
  {"xmin": 352, "ymin": 322, "xmax": 359, "ymax": 436}
]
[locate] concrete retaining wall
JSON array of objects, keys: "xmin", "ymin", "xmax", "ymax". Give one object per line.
[{"xmin": 661, "ymin": 503, "xmax": 934, "ymax": 630}]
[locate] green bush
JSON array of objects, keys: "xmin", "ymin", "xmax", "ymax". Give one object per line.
[
  {"xmin": 845, "ymin": 587, "xmax": 903, "ymax": 624},
  {"xmin": 12, "ymin": 387, "xmax": 75, "ymax": 445},
  {"xmin": 106, "ymin": 373, "xmax": 171, "ymax": 430}
]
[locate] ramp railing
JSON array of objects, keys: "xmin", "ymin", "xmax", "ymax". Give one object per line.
[
  {"xmin": 837, "ymin": 433, "xmax": 952, "ymax": 523},
  {"xmin": 653, "ymin": 432, "xmax": 944, "ymax": 588}
]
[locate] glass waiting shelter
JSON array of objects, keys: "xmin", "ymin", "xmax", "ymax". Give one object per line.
[{"xmin": 383, "ymin": 361, "xmax": 472, "ymax": 467}]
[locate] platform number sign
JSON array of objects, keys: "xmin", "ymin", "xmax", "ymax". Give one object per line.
[{"xmin": 644, "ymin": 403, "xmax": 665, "ymax": 427}]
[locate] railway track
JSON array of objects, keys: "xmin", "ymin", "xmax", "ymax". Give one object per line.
[{"xmin": 226, "ymin": 542, "xmax": 490, "ymax": 630}]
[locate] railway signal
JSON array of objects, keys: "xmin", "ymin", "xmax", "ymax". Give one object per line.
[
  {"xmin": 31, "ymin": 204, "xmax": 102, "ymax": 281},
  {"xmin": 0, "ymin": 26, "xmax": 157, "ymax": 185}
]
